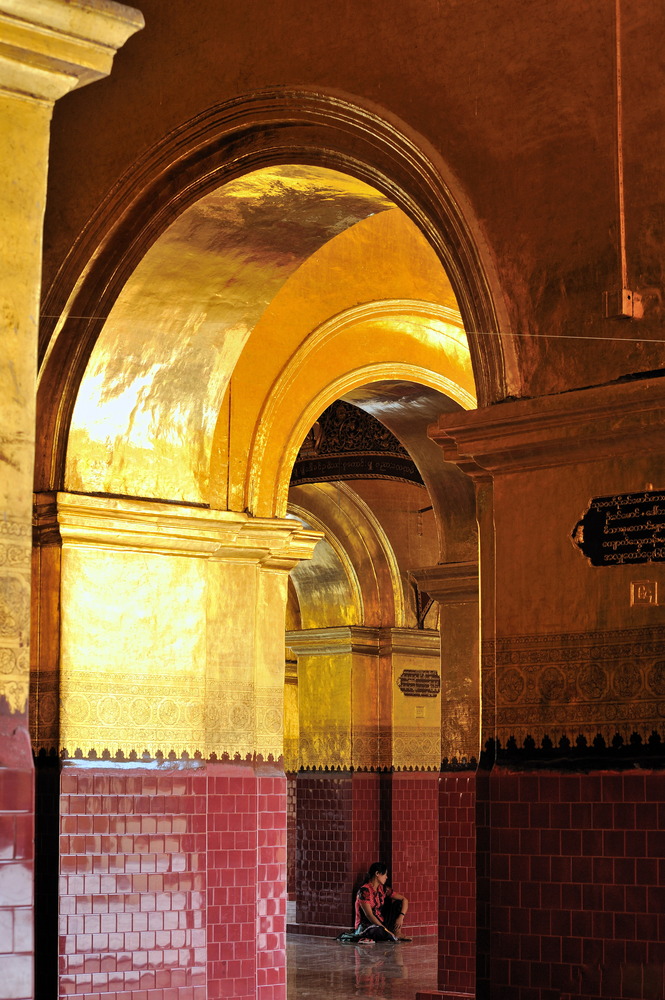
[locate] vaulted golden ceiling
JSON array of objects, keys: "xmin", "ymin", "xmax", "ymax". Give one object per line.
[{"xmin": 65, "ymin": 164, "xmax": 474, "ymax": 513}]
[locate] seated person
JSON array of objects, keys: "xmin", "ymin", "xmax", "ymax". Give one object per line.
[{"xmin": 353, "ymin": 861, "xmax": 410, "ymax": 942}]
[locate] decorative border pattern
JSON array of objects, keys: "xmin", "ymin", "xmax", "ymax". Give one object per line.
[
  {"xmin": 483, "ymin": 732, "xmax": 665, "ymax": 770},
  {"xmin": 0, "ymin": 519, "xmax": 31, "ymax": 714},
  {"xmin": 483, "ymin": 625, "xmax": 665, "ymax": 745}
]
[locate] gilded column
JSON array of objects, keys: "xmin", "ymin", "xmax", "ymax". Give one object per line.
[
  {"xmin": 431, "ymin": 378, "xmax": 665, "ymax": 750},
  {"xmin": 207, "ymin": 518, "xmax": 321, "ymax": 763},
  {"xmin": 0, "ymin": 0, "xmax": 143, "ymax": 728},
  {"xmin": 285, "ymin": 625, "xmax": 441, "ymax": 771},
  {"xmin": 0, "ymin": 7, "xmax": 142, "ymax": 996},
  {"xmin": 383, "ymin": 627, "xmax": 441, "ymax": 770},
  {"xmin": 38, "ymin": 493, "xmax": 319, "ymax": 761},
  {"xmin": 285, "ymin": 626, "xmax": 385, "ymax": 770},
  {"xmin": 410, "ymin": 563, "xmax": 480, "ymax": 765}
]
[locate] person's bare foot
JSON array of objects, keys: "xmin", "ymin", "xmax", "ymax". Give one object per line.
[{"xmin": 358, "ymin": 938, "xmax": 375, "ymax": 946}]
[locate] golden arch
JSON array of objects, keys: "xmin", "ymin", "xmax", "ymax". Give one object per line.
[
  {"xmin": 289, "ymin": 480, "xmax": 407, "ymax": 629},
  {"xmin": 238, "ymin": 298, "xmax": 474, "ymax": 518},
  {"xmin": 251, "ymin": 360, "xmax": 472, "ymax": 519}
]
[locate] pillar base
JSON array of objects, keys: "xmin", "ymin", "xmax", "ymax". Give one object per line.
[
  {"xmin": 415, "ymin": 993, "xmax": 474, "ymax": 999},
  {"xmin": 286, "ymin": 921, "xmax": 345, "ymax": 937}
]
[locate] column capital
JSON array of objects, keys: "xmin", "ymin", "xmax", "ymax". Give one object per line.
[
  {"xmin": 431, "ymin": 375, "xmax": 665, "ymax": 478},
  {"xmin": 411, "ymin": 562, "xmax": 479, "ymax": 604},
  {"xmin": 285, "ymin": 625, "xmax": 441, "ymax": 659},
  {"xmin": 0, "ymin": 0, "xmax": 143, "ymax": 102},
  {"xmin": 285, "ymin": 625, "xmax": 381, "ymax": 658},
  {"xmin": 380, "ymin": 626, "xmax": 440, "ymax": 657},
  {"xmin": 51, "ymin": 492, "xmax": 321, "ymax": 566}
]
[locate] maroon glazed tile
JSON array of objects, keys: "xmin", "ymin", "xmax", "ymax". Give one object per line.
[
  {"xmin": 647, "ymin": 885, "xmax": 665, "ymax": 914},
  {"xmin": 540, "ymin": 934, "xmax": 561, "ymax": 962},
  {"xmin": 561, "ymin": 882, "xmax": 582, "ymax": 911},
  {"xmin": 604, "ymin": 883, "xmax": 627, "ymax": 915},
  {"xmin": 561, "ymin": 935, "xmax": 582, "ymax": 965},
  {"xmin": 601, "ymin": 774, "xmax": 624, "ymax": 803},
  {"xmin": 530, "ymin": 856, "xmax": 550, "ymax": 882}
]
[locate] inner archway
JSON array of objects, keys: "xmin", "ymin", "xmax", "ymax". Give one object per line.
[
  {"xmin": 33, "ymin": 159, "xmax": 484, "ymax": 1000},
  {"xmin": 280, "ymin": 378, "xmax": 477, "ymax": 952}
]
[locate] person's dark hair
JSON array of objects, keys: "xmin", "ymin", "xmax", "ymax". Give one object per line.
[{"xmin": 365, "ymin": 861, "xmax": 388, "ymax": 881}]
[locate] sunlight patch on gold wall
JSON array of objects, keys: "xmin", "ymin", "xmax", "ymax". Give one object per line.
[
  {"xmin": 65, "ymin": 165, "xmax": 392, "ymax": 502},
  {"xmin": 60, "ymin": 545, "xmax": 207, "ymax": 757}
]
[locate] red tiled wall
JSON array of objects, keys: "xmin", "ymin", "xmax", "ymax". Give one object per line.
[
  {"xmin": 294, "ymin": 771, "xmax": 388, "ymax": 933},
  {"xmin": 286, "ymin": 773, "xmax": 296, "ymax": 899},
  {"xmin": 437, "ymin": 772, "xmax": 476, "ymax": 994},
  {"xmin": 206, "ymin": 763, "xmax": 253, "ymax": 1000},
  {"xmin": 295, "ymin": 773, "xmax": 354, "ymax": 929},
  {"xmin": 256, "ymin": 768, "xmax": 287, "ymax": 1000},
  {"xmin": 351, "ymin": 772, "xmax": 383, "ymax": 889},
  {"xmin": 59, "ymin": 764, "xmax": 208, "ymax": 1000},
  {"xmin": 488, "ymin": 767, "xmax": 665, "ymax": 1000},
  {"xmin": 0, "ymin": 763, "xmax": 34, "ymax": 1000},
  {"xmin": 58, "ymin": 760, "xmax": 287, "ymax": 1000},
  {"xmin": 296, "ymin": 771, "xmax": 439, "ymax": 936},
  {"xmin": 391, "ymin": 772, "xmax": 439, "ymax": 936}
]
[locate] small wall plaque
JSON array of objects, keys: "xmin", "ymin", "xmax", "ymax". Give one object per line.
[
  {"xmin": 397, "ymin": 669, "xmax": 441, "ymax": 698},
  {"xmin": 631, "ymin": 580, "xmax": 658, "ymax": 606},
  {"xmin": 573, "ymin": 490, "xmax": 665, "ymax": 566}
]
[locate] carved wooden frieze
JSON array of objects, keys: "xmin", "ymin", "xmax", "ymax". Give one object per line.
[{"xmin": 291, "ymin": 400, "xmax": 423, "ymax": 487}]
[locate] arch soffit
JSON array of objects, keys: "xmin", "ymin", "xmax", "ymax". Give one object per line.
[
  {"xmin": 289, "ymin": 481, "xmax": 405, "ymax": 629},
  {"xmin": 245, "ymin": 301, "xmax": 475, "ymax": 518},
  {"xmin": 37, "ymin": 90, "xmax": 512, "ymax": 492},
  {"xmin": 287, "ymin": 501, "xmax": 363, "ymax": 629}
]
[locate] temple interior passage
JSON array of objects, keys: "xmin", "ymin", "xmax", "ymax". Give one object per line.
[{"xmin": 2, "ymin": 2, "xmax": 665, "ymax": 1000}]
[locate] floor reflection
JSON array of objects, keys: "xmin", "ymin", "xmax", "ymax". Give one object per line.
[{"xmin": 287, "ymin": 933, "xmax": 437, "ymax": 999}]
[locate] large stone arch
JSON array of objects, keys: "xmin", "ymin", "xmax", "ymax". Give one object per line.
[
  {"xmin": 36, "ymin": 90, "xmax": 515, "ymax": 495},
  {"xmin": 33, "ymin": 124, "xmax": 486, "ymax": 1000}
]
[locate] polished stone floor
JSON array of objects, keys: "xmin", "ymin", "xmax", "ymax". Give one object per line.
[{"xmin": 286, "ymin": 933, "xmax": 438, "ymax": 1000}]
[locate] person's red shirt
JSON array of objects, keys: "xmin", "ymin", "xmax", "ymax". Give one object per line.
[{"xmin": 354, "ymin": 880, "xmax": 393, "ymax": 929}]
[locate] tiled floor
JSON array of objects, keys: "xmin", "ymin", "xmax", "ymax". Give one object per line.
[{"xmin": 286, "ymin": 933, "xmax": 438, "ymax": 999}]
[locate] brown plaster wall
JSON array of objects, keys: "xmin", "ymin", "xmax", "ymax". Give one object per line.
[{"xmin": 43, "ymin": 0, "xmax": 665, "ymax": 396}]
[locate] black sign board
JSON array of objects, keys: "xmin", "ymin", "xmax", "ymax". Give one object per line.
[
  {"xmin": 573, "ymin": 490, "xmax": 665, "ymax": 566},
  {"xmin": 397, "ymin": 669, "xmax": 441, "ymax": 698}
]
